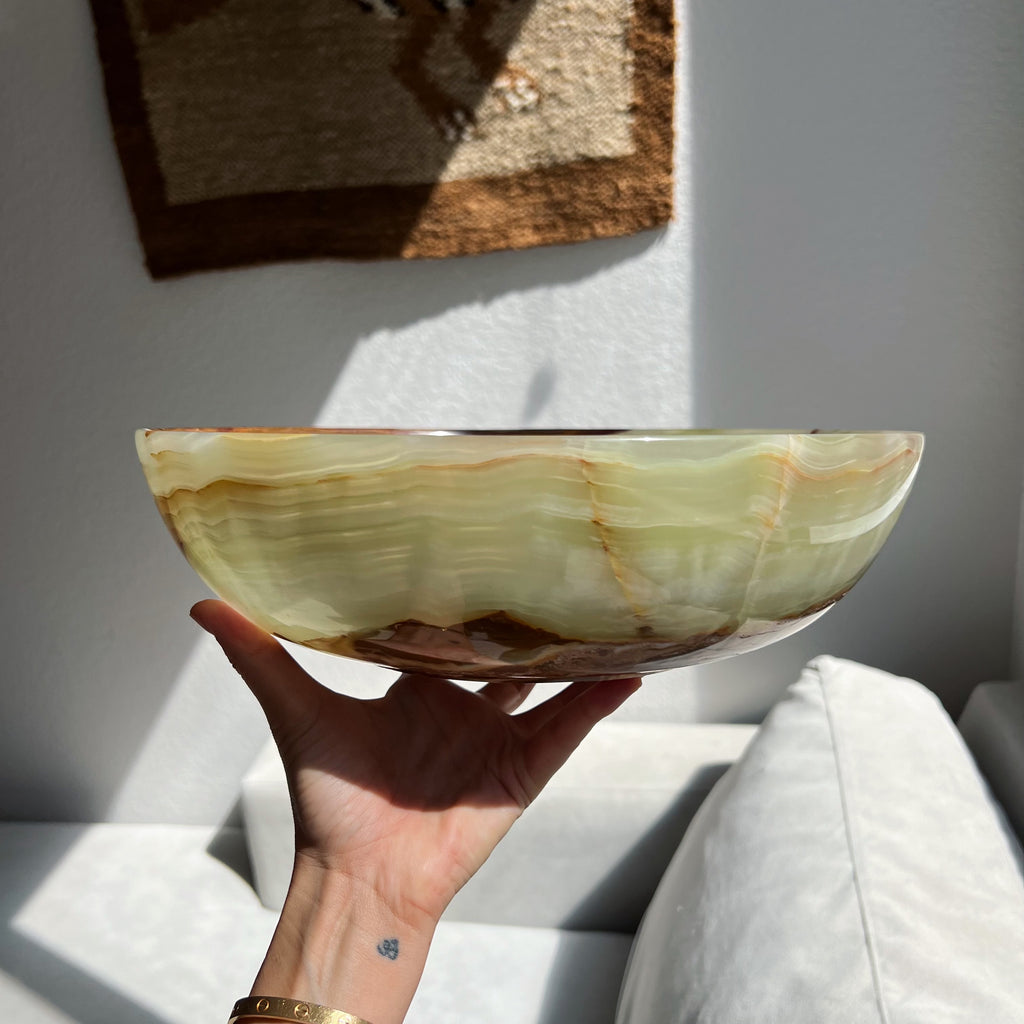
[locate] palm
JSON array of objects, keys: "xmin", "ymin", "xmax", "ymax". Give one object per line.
[{"xmin": 285, "ymin": 678, "xmax": 540, "ymax": 920}]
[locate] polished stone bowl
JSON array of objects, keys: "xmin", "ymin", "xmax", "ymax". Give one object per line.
[{"xmin": 137, "ymin": 429, "xmax": 923, "ymax": 681}]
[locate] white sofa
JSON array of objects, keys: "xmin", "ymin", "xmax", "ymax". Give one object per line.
[{"xmin": 2, "ymin": 656, "xmax": 1023, "ymax": 1024}]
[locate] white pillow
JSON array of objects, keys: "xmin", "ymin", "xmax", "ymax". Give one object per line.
[{"xmin": 615, "ymin": 656, "xmax": 1024, "ymax": 1024}]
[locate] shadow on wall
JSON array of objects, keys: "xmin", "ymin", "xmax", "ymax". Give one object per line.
[
  {"xmin": 1, "ymin": 115, "xmax": 664, "ymax": 824},
  {"xmin": 4, "ymin": 0, "xmax": 679, "ymax": 822},
  {"xmin": 521, "ymin": 363, "xmax": 559, "ymax": 424}
]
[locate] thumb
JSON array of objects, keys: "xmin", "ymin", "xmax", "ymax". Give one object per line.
[{"xmin": 190, "ymin": 600, "xmax": 326, "ymax": 744}]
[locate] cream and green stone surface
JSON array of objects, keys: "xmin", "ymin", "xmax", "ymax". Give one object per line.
[{"xmin": 136, "ymin": 430, "xmax": 923, "ymax": 681}]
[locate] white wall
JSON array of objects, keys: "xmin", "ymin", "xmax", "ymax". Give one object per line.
[
  {"xmin": 1, "ymin": 0, "xmax": 1022, "ymax": 824},
  {"xmin": 1014, "ymin": 472, "xmax": 1024, "ymax": 679}
]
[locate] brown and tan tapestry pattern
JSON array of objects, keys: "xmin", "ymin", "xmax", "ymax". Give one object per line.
[{"xmin": 89, "ymin": 0, "xmax": 674, "ymax": 276}]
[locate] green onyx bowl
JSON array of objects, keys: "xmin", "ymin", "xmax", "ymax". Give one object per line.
[{"xmin": 136, "ymin": 429, "xmax": 923, "ymax": 682}]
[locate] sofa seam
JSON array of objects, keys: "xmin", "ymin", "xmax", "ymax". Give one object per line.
[{"xmin": 818, "ymin": 672, "xmax": 891, "ymax": 1024}]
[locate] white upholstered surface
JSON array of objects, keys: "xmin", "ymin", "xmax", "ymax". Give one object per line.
[
  {"xmin": 0, "ymin": 822, "xmax": 630, "ymax": 1024},
  {"xmin": 0, "ymin": 823, "xmax": 273, "ymax": 1024},
  {"xmin": 616, "ymin": 656, "xmax": 1024, "ymax": 1024},
  {"xmin": 8, "ymin": 659, "xmax": 1024, "ymax": 1024},
  {"xmin": 408, "ymin": 923, "xmax": 632, "ymax": 1024}
]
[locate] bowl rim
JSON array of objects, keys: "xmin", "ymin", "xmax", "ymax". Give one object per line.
[{"xmin": 139, "ymin": 427, "xmax": 924, "ymax": 439}]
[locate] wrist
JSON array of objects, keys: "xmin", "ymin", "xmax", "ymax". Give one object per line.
[{"xmin": 247, "ymin": 857, "xmax": 438, "ymax": 1024}]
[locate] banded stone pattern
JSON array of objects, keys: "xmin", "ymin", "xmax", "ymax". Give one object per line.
[{"xmin": 136, "ymin": 430, "xmax": 923, "ymax": 681}]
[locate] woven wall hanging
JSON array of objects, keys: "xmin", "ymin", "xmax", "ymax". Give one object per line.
[{"xmin": 89, "ymin": 0, "xmax": 674, "ymax": 277}]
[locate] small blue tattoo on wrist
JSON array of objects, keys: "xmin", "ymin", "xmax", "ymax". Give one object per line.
[{"xmin": 377, "ymin": 938, "xmax": 400, "ymax": 960}]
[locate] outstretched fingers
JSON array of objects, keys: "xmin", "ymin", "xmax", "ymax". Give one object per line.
[
  {"xmin": 519, "ymin": 677, "xmax": 642, "ymax": 797},
  {"xmin": 190, "ymin": 600, "xmax": 331, "ymax": 745}
]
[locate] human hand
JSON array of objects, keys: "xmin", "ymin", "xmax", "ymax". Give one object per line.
[{"xmin": 191, "ymin": 600, "xmax": 641, "ymax": 1024}]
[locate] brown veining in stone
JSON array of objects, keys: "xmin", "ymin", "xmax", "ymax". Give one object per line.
[
  {"xmin": 579, "ymin": 455, "xmax": 651, "ymax": 631},
  {"xmin": 760, "ymin": 445, "xmax": 919, "ymax": 483},
  {"xmin": 335, "ymin": 617, "xmax": 739, "ymax": 681},
  {"xmin": 164, "ymin": 475, "xmax": 354, "ymax": 500},
  {"xmin": 304, "ymin": 578, "xmax": 861, "ymax": 682},
  {"xmin": 778, "ymin": 584, "xmax": 852, "ymax": 621},
  {"xmin": 159, "ymin": 450, "xmax": 618, "ymax": 497},
  {"xmin": 152, "ymin": 495, "xmax": 187, "ymax": 554}
]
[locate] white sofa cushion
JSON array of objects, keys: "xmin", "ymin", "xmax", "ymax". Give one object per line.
[
  {"xmin": 409, "ymin": 923, "xmax": 632, "ymax": 1024},
  {"xmin": 616, "ymin": 656, "xmax": 1024, "ymax": 1024}
]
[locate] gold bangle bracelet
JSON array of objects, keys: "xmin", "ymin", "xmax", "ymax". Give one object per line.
[{"xmin": 228, "ymin": 996, "xmax": 374, "ymax": 1024}]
